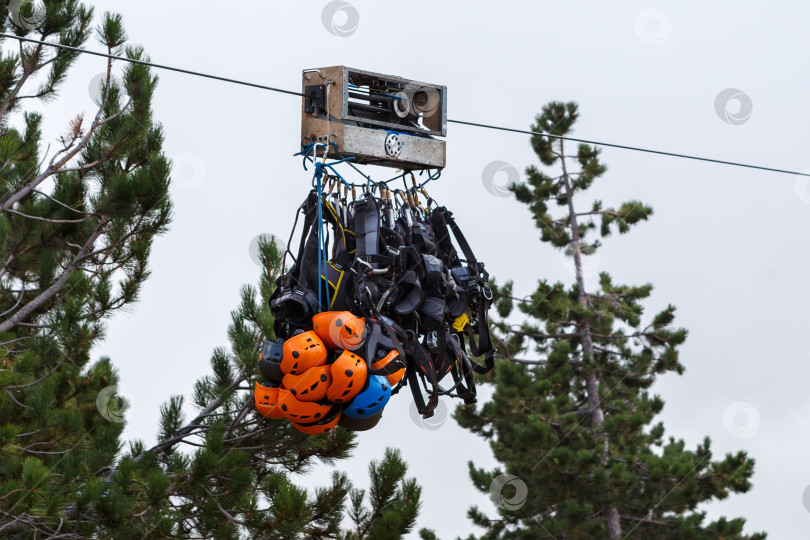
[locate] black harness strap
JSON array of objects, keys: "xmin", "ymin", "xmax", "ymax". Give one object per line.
[
  {"xmin": 269, "ymin": 189, "xmax": 495, "ymax": 419},
  {"xmin": 354, "ymin": 195, "xmax": 381, "ymax": 269},
  {"xmin": 404, "ymin": 336, "xmax": 439, "ymax": 417},
  {"xmin": 270, "ymin": 192, "xmax": 322, "ymax": 332},
  {"xmin": 434, "ymin": 207, "xmax": 477, "ymax": 265},
  {"xmin": 463, "ymin": 291, "xmax": 492, "ymax": 356},
  {"xmin": 446, "ymin": 335, "xmax": 477, "ymax": 404},
  {"xmin": 362, "ymin": 318, "xmax": 408, "ymax": 378},
  {"xmin": 392, "ymin": 271, "xmax": 424, "ymax": 315},
  {"xmin": 430, "ymin": 207, "xmax": 494, "ymax": 368},
  {"xmin": 455, "ymin": 331, "xmax": 493, "ymax": 374}
]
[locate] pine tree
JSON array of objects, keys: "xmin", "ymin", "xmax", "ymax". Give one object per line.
[
  {"xmin": 455, "ymin": 102, "xmax": 764, "ymax": 539},
  {"xmin": 86, "ymin": 239, "xmax": 422, "ymax": 539},
  {"xmin": 342, "ymin": 448, "xmax": 423, "ymax": 540},
  {"xmin": 0, "ymin": 4, "xmax": 423, "ymax": 537},
  {"xmin": 0, "ymin": 3, "xmax": 172, "ymax": 536}
]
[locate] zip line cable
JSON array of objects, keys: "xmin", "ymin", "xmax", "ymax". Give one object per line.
[
  {"xmin": 0, "ymin": 33, "xmax": 304, "ymax": 97},
  {"xmin": 2, "ymin": 32, "xmax": 808, "ymax": 178},
  {"xmin": 447, "ymin": 119, "xmax": 810, "ymax": 177}
]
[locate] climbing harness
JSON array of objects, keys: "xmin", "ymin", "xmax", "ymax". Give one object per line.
[{"xmin": 255, "ymin": 138, "xmax": 494, "ymax": 435}]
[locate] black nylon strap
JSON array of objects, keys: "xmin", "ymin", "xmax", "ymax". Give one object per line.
[
  {"xmin": 393, "ymin": 271, "xmax": 424, "ymax": 316},
  {"xmin": 380, "ymin": 316, "xmax": 408, "ymax": 359},
  {"xmin": 429, "ymin": 210, "xmax": 459, "ymax": 267},
  {"xmin": 404, "ymin": 336, "xmax": 439, "ymax": 417},
  {"xmin": 434, "ymin": 328, "xmax": 451, "ymax": 380},
  {"xmin": 431, "ymin": 206, "xmax": 494, "ymax": 359},
  {"xmin": 282, "ymin": 191, "xmax": 320, "ymax": 291},
  {"xmin": 361, "ymin": 318, "xmax": 408, "ymax": 378},
  {"xmin": 270, "ymin": 193, "xmax": 323, "ymax": 333},
  {"xmin": 297, "ymin": 228, "xmax": 320, "ymax": 291},
  {"xmin": 296, "ymin": 193, "xmax": 318, "ymax": 263},
  {"xmin": 455, "ymin": 349, "xmax": 478, "ymax": 403},
  {"xmin": 459, "ymin": 331, "xmax": 495, "ymax": 375},
  {"xmin": 433, "ymin": 337, "xmax": 476, "ymax": 401},
  {"xmin": 354, "ymin": 196, "xmax": 381, "ymax": 269},
  {"xmin": 368, "ymin": 357, "xmax": 405, "ymax": 377},
  {"xmin": 436, "ymin": 207, "xmax": 478, "ymax": 264},
  {"xmin": 462, "ymin": 293, "xmax": 492, "ymax": 357}
]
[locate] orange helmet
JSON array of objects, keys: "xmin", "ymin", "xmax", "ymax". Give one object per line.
[
  {"xmin": 282, "ymin": 365, "xmax": 332, "ymax": 402},
  {"xmin": 277, "ymin": 388, "xmax": 333, "ymax": 423},
  {"xmin": 326, "ymin": 350, "xmax": 368, "ymax": 403},
  {"xmin": 371, "ymin": 350, "xmax": 406, "ymax": 387},
  {"xmin": 254, "ymin": 381, "xmax": 284, "ymax": 419},
  {"xmin": 281, "ymin": 331, "xmax": 327, "ymax": 375},
  {"xmin": 291, "ymin": 405, "xmax": 342, "ymax": 435},
  {"xmin": 312, "ymin": 311, "xmax": 365, "ymax": 351}
]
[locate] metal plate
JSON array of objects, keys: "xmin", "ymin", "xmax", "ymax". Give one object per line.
[
  {"xmin": 304, "ymin": 84, "xmax": 325, "ymax": 113},
  {"xmin": 342, "ymin": 125, "xmax": 445, "ymax": 169},
  {"xmin": 384, "ymin": 133, "xmax": 403, "ymax": 157}
]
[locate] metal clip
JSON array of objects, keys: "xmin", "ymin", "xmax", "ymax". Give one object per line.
[{"xmin": 426, "ymin": 331, "xmax": 439, "ymax": 350}]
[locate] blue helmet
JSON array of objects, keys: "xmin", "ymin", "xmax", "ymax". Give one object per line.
[{"xmin": 343, "ymin": 375, "xmax": 392, "ymax": 419}]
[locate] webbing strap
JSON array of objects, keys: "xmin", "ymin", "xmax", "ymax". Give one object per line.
[
  {"xmin": 295, "ymin": 192, "xmax": 320, "ymax": 291},
  {"xmin": 445, "ymin": 336, "xmax": 476, "ymax": 403},
  {"xmin": 431, "ymin": 207, "xmax": 494, "ymax": 361},
  {"xmin": 463, "ymin": 292, "xmax": 493, "ymax": 357},
  {"xmin": 434, "ymin": 207, "xmax": 478, "ymax": 264},
  {"xmin": 354, "ymin": 196, "xmax": 381, "ymax": 269},
  {"xmin": 362, "ymin": 320, "xmax": 407, "ymax": 378},
  {"xmin": 459, "ymin": 331, "xmax": 496, "ymax": 375},
  {"xmin": 404, "ymin": 336, "xmax": 439, "ymax": 417},
  {"xmin": 392, "ymin": 271, "xmax": 424, "ymax": 316},
  {"xmin": 269, "ymin": 193, "xmax": 322, "ymax": 334}
]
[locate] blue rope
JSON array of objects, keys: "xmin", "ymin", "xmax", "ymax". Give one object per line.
[
  {"xmin": 314, "ymin": 163, "xmax": 323, "ymax": 311},
  {"xmin": 418, "ymin": 168, "xmax": 441, "ymax": 188},
  {"xmin": 296, "ymin": 142, "xmax": 441, "ymax": 191},
  {"xmin": 314, "ymin": 162, "xmax": 331, "ymax": 311},
  {"xmin": 346, "ymin": 160, "xmax": 374, "ymax": 184},
  {"xmin": 297, "ymin": 142, "xmax": 338, "ymax": 171},
  {"xmin": 320, "ymin": 158, "xmax": 356, "ymax": 189}
]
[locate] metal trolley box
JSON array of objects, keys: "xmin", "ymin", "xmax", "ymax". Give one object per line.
[{"xmin": 301, "ymin": 66, "xmax": 447, "ymax": 170}]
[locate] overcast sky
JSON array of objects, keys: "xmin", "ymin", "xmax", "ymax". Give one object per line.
[{"xmin": 21, "ymin": 1, "xmax": 810, "ymax": 537}]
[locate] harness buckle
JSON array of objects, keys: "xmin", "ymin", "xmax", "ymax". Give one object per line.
[
  {"xmin": 452, "ymin": 314, "xmax": 470, "ymax": 332},
  {"xmin": 426, "ymin": 330, "xmax": 439, "ymax": 350}
]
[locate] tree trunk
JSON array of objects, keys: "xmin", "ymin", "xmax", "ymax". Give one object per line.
[{"xmin": 559, "ymin": 141, "xmax": 622, "ymax": 538}]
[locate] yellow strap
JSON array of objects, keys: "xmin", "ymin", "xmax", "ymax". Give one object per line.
[
  {"xmin": 452, "ymin": 313, "xmax": 470, "ymax": 332},
  {"xmin": 329, "ymin": 264, "xmax": 344, "ymax": 309}
]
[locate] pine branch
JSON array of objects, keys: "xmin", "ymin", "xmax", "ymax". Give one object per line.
[{"xmin": 0, "ymin": 216, "xmax": 109, "ymax": 333}]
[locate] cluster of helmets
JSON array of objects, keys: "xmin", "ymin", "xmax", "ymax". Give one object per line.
[{"xmin": 254, "ymin": 311, "xmax": 405, "ymax": 434}]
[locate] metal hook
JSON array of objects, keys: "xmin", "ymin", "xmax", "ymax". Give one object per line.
[{"xmin": 302, "ymin": 68, "xmax": 326, "ymax": 81}]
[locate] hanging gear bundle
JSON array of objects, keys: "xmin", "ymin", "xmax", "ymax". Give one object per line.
[
  {"xmin": 254, "ymin": 146, "xmax": 495, "ymax": 434},
  {"xmin": 256, "ymin": 64, "xmax": 490, "ymax": 433}
]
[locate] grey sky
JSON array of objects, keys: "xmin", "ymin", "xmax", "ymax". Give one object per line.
[{"xmin": 24, "ymin": 0, "xmax": 810, "ymax": 537}]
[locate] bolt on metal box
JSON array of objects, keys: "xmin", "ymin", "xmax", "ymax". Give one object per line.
[{"xmin": 301, "ymin": 66, "xmax": 447, "ymax": 170}]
